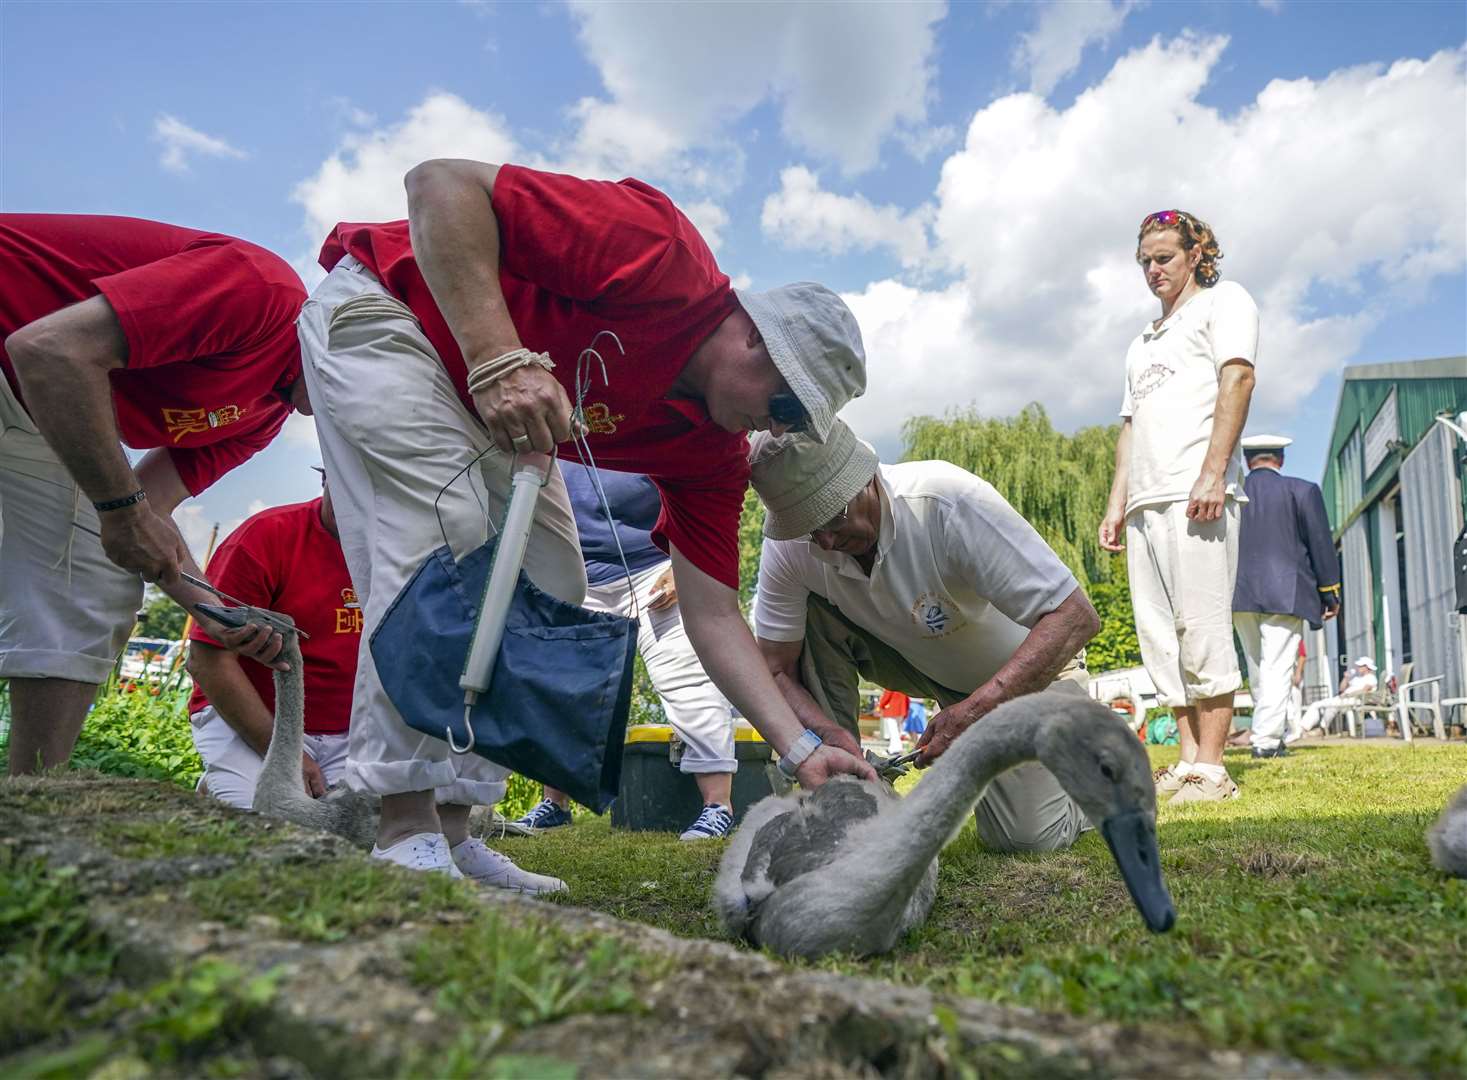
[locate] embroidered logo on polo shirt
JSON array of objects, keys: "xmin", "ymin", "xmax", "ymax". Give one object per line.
[
  {"xmin": 1130, "ymin": 362, "xmax": 1175, "ymax": 403},
  {"xmin": 910, "ymin": 592, "xmax": 963, "ymax": 638},
  {"xmin": 582, "ymin": 403, "xmax": 625, "ymax": 435},
  {"xmin": 163, "ymin": 405, "xmax": 244, "ymax": 443},
  {"xmin": 335, "ymin": 587, "xmax": 363, "ymax": 634}
]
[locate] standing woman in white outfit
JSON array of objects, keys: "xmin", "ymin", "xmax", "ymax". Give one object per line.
[{"xmin": 1098, "ymin": 210, "xmax": 1259, "ymax": 804}]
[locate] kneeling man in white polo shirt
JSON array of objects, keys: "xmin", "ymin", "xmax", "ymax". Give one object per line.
[{"xmin": 749, "ymin": 421, "xmax": 1102, "ymax": 853}]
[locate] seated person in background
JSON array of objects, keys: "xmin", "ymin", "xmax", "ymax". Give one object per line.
[
  {"xmin": 1299, "ymin": 656, "xmax": 1378, "ymax": 735},
  {"xmin": 515, "ymin": 461, "xmax": 740, "ymax": 841},
  {"xmin": 186, "ymin": 471, "xmax": 358, "ymax": 808},
  {"xmin": 749, "ymin": 420, "xmax": 1102, "ymax": 854}
]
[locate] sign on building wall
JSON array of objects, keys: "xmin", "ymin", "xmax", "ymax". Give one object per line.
[{"xmin": 1364, "ymin": 388, "xmax": 1399, "ymax": 476}]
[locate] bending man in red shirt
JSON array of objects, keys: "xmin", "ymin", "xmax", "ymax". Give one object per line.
[
  {"xmin": 300, "ymin": 161, "xmax": 877, "ymax": 881},
  {"xmin": 1, "ymin": 215, "xmax": 307, "ymax": 775}
]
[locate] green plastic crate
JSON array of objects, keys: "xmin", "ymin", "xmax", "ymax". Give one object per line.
[{"xmin": 610, "ymin": 722, "xmax": 793, "ymax": 832}]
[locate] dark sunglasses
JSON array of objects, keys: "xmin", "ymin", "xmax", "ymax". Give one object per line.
[{"xmin": 768, "ymin": 391, "xmax": 811, "ymax": 434}]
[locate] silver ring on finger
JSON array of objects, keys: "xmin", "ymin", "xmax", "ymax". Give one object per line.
[{"xmin": 512, "ymin": 433, "xmax": 532, "ymax": 451}]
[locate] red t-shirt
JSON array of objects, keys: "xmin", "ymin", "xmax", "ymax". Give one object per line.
[
  {"xmin": 0, "ymin": 214, "xmax": 305, "ymax": 495},
  {"xmin": 318, "ymin": 165, "xmax": 749, "ymax": 589},
  {"xmin": 877, "ymin": 689, "xmax": 911, "ymax": 719},
  {"xmin": 187, "ymin": 498, "xmax": 360, "ymax": 735}
]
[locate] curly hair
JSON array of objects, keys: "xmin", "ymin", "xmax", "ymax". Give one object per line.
[{"xmin": 1137, "ymin": 210, "xmax": 1223, "ymax": 287}]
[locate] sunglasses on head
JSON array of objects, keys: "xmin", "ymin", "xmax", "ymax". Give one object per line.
[
  {"xmin": 1141, "ymin": 209, "xmax": 1192, "ymax": 230},
  {"xmin": 768, "ymin": 391, "xmax": 811, "ymax": 434}
]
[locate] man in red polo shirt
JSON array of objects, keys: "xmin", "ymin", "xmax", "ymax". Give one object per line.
[
  {"xmin": 186, "ymin": 475, "xmax": 357, "ymax": 807},
  {"xmin": 299, "ymin": 160, "xmax": 876, "ymax": 880},
  {"xmin": 1, "ymin": 215, "xmax": 305, "ymax": 775}
]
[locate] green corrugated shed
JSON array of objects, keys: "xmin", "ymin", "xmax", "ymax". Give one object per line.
[
  {"xmin": 1319, "ymin": 356, "xmax": 1467, "ymax": 669},
  {"xmin": 1321, "ymin": 356, "xmax": 1467, "ymax": 535}
]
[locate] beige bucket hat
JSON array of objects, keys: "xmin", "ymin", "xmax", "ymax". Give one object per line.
[
  {"xmin": 736, "ymin": 283, "xmax": 866, "ymax": 444},
  {"xmin": 748, "ymin": 418, "xmax": 879, "ymax": 540}
]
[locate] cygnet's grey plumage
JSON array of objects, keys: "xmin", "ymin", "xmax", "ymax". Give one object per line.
[
  {"xmin": 1427, "ymin": 782, "xmax": 1467, "ymax": 878},
  {"xmin": 220, "ymin": 606, "xmax": 380, "ymax": 848},
  {"xmin": 714, "ymin": 687, "xmax": 1173, "ymax": 960}
]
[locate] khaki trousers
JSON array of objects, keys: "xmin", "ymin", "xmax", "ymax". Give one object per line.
[
  {"xmin": 797, "ymin": 595, "xmax": 1089, "ymax": 854},
  {"xmin": 298, "ymin": 258, "xmax": 586, "ymax": 805}
]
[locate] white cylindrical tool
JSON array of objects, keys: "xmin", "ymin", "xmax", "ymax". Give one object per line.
[{"xmin": 459, "ymin": 453, "xmax": 552, "ymax": 703}]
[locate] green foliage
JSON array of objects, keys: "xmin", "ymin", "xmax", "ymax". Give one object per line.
[
  {"xmin": 70, "ymin": 683, "xmax": 201, "ymax": 788},
  {"xmin": 0, "ymin": 676, "xmax": 201, "ymax": 787},
  {"xmin": 1085, "ymin": 579, "xmax": 1142, "ymax": 671},
  {"xmin": 902, "ymin": 403, "xmax": 1124, "ymax": 591},
  {"xmin": 133, "ymin": 587, "xmax": 188, "ymax": 641},
  {"xmin": 0, "ymin": 856, "xmax": 112, "ymax": 1055},
  {"xmin": 738, "ymin": 484, "xmax": 767, "ymax": 614},
  {"xmin": 407, "ymin": 915, "xmax": 660, "ymax": 1076}
]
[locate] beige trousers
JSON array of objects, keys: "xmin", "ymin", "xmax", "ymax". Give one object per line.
[
  {"xmin": 1126, "ymin": 499, "xmax": 1242, "ymax": 707},
  {"xmin": 297, "ymin": 258, "xmax": 586, "ymax": 805},
  {"xmin": 797, "ymin": 595, "xmax": 1089, "ymax": 854},
  {"xmin": 0, "ymin": 376, "xmax": 142, "ymax": 683}
]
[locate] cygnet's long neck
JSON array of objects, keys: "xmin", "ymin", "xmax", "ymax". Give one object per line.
[
  {"xmin": 256, "ymin": 635, "xmax": 307, "ymax": 807},
  {"xmin": 868, "ymin": 705, "xmax": 1041, "ymax": 887}
]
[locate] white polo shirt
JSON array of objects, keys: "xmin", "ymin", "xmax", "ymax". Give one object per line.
[
  {"xmin": 1119, "ymin": 280, "xmax": 1259, "ymax": 515},
  {"xmin": 753, "ymin": 461, "xmax": 1080, "ymax": 695}
]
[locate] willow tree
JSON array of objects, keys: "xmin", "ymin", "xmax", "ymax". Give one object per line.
[{"xmin": 902, "ymin": 404, "xmax": 1140, "ymax": 670}]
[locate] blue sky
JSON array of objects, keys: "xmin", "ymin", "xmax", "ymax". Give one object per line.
[{"xmin": 3, "ymin": 0, "xmax": 1464, "ymax": 556}]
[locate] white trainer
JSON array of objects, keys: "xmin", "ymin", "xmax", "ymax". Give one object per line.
[
  {"xmin": 450, "ymin": 839, "xmax": 567, "ymax": 895},
  {"xmin": 371, "ymin": 832, "xmax": 464, "ymax": 878}
]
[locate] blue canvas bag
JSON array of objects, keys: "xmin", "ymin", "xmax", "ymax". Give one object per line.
[{"xmin": 370, "ymin": 536, "xmax": 638, "ymax": 814}]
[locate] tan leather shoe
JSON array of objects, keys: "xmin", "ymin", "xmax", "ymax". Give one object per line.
[{"xmin": 1168, "ymin": 772, "xmax": 1241, "ymax": 804}]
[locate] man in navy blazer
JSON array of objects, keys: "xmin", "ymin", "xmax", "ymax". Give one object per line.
[{"xmin": 1232, "ymin": 434, "xmax": 1341, "ymax": 757}]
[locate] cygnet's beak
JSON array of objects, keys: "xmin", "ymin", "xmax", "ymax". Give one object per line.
[{"xmin": 1101, "ymin": 810, "xmax": 1176, "ymax": 932}]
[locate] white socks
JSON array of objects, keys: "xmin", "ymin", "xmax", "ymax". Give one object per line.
[{"xmin": 1170, "ymin": 760, "xmax": 1229, "ymax": 781}]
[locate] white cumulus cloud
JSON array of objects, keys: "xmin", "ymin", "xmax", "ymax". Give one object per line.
[
  {"xmin": 152, "ymin": 114, "xmax": 247, "ymax": 174},
  {"xmin": 1013, "ymin": 1, "xmax": 1140, "ymax": 96},
  {"xmin": 564, "ymin": 0, "xmax": 947, "ymax": 178},
  {"xmin": 292, "ymin": 92, "xmax": 518, "ymax": 246},
  {"xmin": 762, "ymin": 166, "xmax": 931, "ymax": 268},
  {"xmin": 836, "ymin": 37, "xmax": 1467, "ymax": 453}
]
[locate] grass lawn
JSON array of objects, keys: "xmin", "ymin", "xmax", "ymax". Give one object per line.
[{"xmin": 504, "ymin": 739, "xmax": 1467, "ymax": 1075}]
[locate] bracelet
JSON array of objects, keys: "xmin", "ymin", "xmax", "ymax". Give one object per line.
[
  {"xmin": 93, "ymin": 489, "xmax": 147, "ymax": 513},
  {"xmin": 466, "ymin": 348, "xmax": 554, "ymax": 395},
  {"xmin": 777, "ymin": 729, "xmax": 823, "ymax": 780}
]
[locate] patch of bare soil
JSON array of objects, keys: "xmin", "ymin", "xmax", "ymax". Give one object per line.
[{"xmin": 3, "ymin": 773, "xmax": 1338, "ymax": 1078}]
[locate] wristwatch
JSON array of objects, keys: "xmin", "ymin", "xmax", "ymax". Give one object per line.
[{"xmin": 777, "ymin": 729, "xmax": 823, "ymax": 779}]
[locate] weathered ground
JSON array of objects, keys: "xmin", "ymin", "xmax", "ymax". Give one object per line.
[{"xmin": 1, "ymin": 772, "xmax": 1333, "ymax": 1079}]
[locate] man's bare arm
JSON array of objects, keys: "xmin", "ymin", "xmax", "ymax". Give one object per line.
[
  {"xmin": 915, "ymin": 586, "xmax": 1100, "ymax": 765},
  {"xmin": 403, "ymin": 159, "xmax": 571, "ymax": 453},
  {"xmin": 1187, "ymin": 360, "xmax": 1256, "ymax": 522},
  {"xmin": 758, "ymin": 637, "xmax": 865, "ymax": 759},
  {"xmin": 671, "ymin": 547, "xmax": 875, "ymax": 788},
  {"xmin": 1098, "ymin": 418, "xmax": 1132, "ymax": 552}
]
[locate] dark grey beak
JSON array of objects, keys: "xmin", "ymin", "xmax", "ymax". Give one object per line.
[
  {"xmin": 195, "ymin": 602, "xmax": 250, "ymax": 629},
  {"xmin": 1101, "ymin": 811, "xmax": 1176, "ymax": 932}
]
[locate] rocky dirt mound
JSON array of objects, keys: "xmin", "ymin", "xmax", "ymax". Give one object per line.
[{"xmin": 2, "ymin": 773, "xmax": 1333, "ymax": 1078}]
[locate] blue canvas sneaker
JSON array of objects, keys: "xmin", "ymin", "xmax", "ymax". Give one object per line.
[
  {"xmin": 679, "ymin": 803, "xmax": 734, "ymax": 841},
  {"xmin": 514, "ymin": 798, "xmax": 574, "ymax": 831}
]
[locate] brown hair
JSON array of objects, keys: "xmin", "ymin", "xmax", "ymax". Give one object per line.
[{"xmin": 1137, "ymin": 210, "xmax": 1222, "ymax": 287}]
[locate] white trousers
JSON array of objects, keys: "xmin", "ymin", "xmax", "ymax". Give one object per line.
[
  {"xmin": 1302, "ymin": 693, "xmax": 1365, "ymax": 733},
  {"xmin": 584, "ymin": 561, "xmax": 736, "ymax": 774},
  {"xmin": 0, "ymin": 377, "xmax": 142, "ymax": 683},
  {"xmin": 1232, "ymin": 612, "xmax": 1303, "ymax": 751},
  {"xmin": 297, "ymin": 259, "xmax": 586, "ymax": 805},
  {"xmin": 1126, "ymin": 499, "xmax": 1241, "ymax": 707},
  {"xmin": 190, "ymin": 705, "xmax": 350, "ymax": 810}
]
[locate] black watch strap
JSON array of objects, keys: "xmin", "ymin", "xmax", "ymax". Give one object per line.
[{"xmin": 94, "ymin": 489, "xmax": 147, "ymax": 513}]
